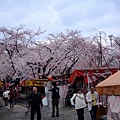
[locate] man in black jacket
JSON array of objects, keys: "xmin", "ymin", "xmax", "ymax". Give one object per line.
[
  {"xmin": 28, "ymin": 87, "xmax": 43, "ymax": 120},
  {"xmin": 49, "ymin": 82, "xmax": 60, "ymax": 117}
]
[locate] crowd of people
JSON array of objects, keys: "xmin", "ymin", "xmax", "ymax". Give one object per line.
[
  {"xmin": 2, "ymin": 83, "xmax": 99, "ymax": 120},
  {"xmin": 28, "ymin": 84, "xmax": 99, "ymax": 120},
  {"xmin": 70, "ymin": 87, "xmax": 99, "ymax": 120},
  {"xmin": 2, "ymin": 88, "xmax": 17, "ymax": 109}
]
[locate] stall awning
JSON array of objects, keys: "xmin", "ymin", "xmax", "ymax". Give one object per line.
[
  {"xmin": 68, "ymin": 70, "xmax": 84, "ymax": 84},
  {"xmin": 68, "ymin": 68, "xmax": 118, "ymax": 85},
  {"xmin": 96, "ymin": 71, "xmax": 120, "ymax": 95},
  {"xmin": 107, "ymin": 96, "xmax": 120, "ymax": 120}
]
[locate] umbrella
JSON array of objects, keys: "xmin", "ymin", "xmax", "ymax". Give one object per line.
[{"xmin": 96, "ymin": 71, "xmax": 120, "ymax": 95}]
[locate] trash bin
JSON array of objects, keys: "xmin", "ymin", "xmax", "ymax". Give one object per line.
[{"xmin": 100, "ymin": 115, "xmax": 107, "ymax": 120}]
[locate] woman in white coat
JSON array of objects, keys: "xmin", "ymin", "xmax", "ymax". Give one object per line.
[{"xmin": 70, "ymin": 88, "xmax": 86, "ymax": 120}]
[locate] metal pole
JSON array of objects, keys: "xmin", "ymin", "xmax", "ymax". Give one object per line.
[
  {"xmin": 99, "ymin": 32, "xmax": 102, "ymax": 67},
  {"xmin": 119, "ymin": 61, "xmax": 120, "ymax": 70},
  {"xmin": 109, "ymin": 35, "xmax": 113, "ymax": 48}
]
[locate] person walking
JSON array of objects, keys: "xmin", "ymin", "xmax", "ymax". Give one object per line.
[
  {"xmin": 49, "ymin": 82, "xmax": 60, "ymax": 117},
  {"xmin": 28, "ymin": 87, "xmax": 43, "ymax": 120},
  {"xmin": 14, "ymin": 88, "xmax": 17, "ymax": 104},
  {"xmin": 3, "ymin": 89, "xmax": 10, "ymax": 106},
  {"xmin": 86, "ymin": 87, "xmax": 99, "ymax": 120},
  {"xmin": 70, "ymin": 88, "xmax": 87, "ymax": 120},
  {"xmin": 9, "ymin": 88, "xmax": 15, "ymax": 109}
]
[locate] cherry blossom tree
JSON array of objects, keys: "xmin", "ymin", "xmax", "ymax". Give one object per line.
[
  {"xmin": 0, "ymin": 26, "xmax": 119, "ymax": 81},
  {"xmin": 0, "ymin": 25, "xmax": 44, "ymax": 80},
  {"xmin": 26, "ymin": 30, "xmax": 86, "ymax": 78}
]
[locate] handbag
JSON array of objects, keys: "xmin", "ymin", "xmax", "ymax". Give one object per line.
[{"xmin": 73, "ymin": 94, "xmax": 77, "ymax": 104}]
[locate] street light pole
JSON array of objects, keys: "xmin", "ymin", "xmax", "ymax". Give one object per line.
[
  {"xmin": 119, "ymin": 61, "xmax": 120, "ymax": 70},
  {"xmin": 109, "ymin": 35, "xmax": 120, "ymax": 69},
  {"xmin": 99, "ymin": 32, "xmax": 102, "ymax": 67},
  {"xmin": 108, "ymin": 35, "xmax": 113, "ymax": 48}
]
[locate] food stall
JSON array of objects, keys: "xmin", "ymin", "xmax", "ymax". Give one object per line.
[
  {"xmin": 68, "ymin": 68, "xmax": 118, "ymax": 92},
  {"xmin": 20, "ymin": 79, "xmax": 48, "ymax": 99},
  {"xmin": 96, "ymin": 71, "xmax": 120, "ymax": 120},
  {"xmin": 44, "ymin": 79, "xmax": 70, "ymax": 108},
  {"xmin": 20, "ymin": 78, "xmax": 70, "ymax": 107}
]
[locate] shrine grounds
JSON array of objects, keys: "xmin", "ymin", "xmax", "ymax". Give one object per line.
[{"xmin": 0, "ymin": 97, "xmax": 91, "ymax": 120}]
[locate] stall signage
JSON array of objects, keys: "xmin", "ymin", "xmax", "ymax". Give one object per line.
[
  {"xmin": 33, "ymin": 80, "xmax": 44, "ymax": 86},
  {"xmin": 25, "ymin": 80, "xmax": 45, "ymax": 86},
  {"xmin": 0, "ymin": 80, "xmax": 2, "ymax": 86},
  {"xmin": 25, "ymin": 80, "xmax": 33, "ymax": 86}
]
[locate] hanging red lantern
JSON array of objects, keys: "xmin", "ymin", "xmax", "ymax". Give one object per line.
[{"xmin": 48, "ymin": 75, "xmax": 53, "ymax": 81}]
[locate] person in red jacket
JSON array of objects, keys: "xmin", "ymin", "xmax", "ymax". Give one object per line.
[{"xmin": 9, "ymin": 88, "xmax": 15, "ymax": 109}]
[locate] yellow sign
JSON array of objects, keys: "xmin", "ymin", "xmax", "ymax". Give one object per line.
[
  {"xmin": 0, "ymin": 80, "xmax": 2, "ymax": 86},
  {"xmin": 25, "ymin": 79, "xmax": 48, "ymax": 87},
  {"xmin": 32, "ymin": 80, "xmax": 44, "ymax": 86},
  {"xmin": 25, "ymin": 80, "xmax": 33, "ymax": 86}
]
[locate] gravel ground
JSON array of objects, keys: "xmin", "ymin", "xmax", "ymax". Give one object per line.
[{"xmin": 0, "ymin": 98, "xmax": 91, "ymax": 120}]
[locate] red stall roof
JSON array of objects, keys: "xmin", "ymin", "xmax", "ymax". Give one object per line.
[{"xmin": 68, "ymin": 68, "xmax": 118, "ymax": 85}]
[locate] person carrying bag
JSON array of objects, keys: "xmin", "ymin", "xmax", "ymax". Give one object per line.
[{"xmin": 70, "ymin": 88, "xmax": 86, "ymax": 120}]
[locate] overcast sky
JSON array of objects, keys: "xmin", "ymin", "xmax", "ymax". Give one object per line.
[{"xmin": 0, "ymin": 0, "xmax": 120, "ymax": 39}]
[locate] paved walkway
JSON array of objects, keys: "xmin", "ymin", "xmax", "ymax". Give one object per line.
[{"xmin": 0, "ymin": 97, "xmax": 91, "ymax": 120}]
